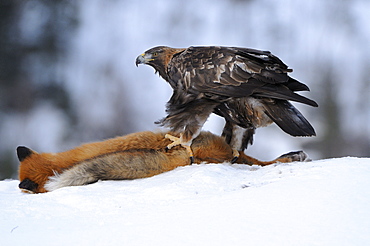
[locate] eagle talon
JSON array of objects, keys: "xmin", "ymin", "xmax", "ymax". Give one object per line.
[
  {"xmin": 231, "ymin": 149, "xmax": 240, "ymax": 163},
  {"xmin": 231, "ymin": 156, "xmax": 239, "ymax": 164},
  {"xmin": 165, "ymin": 134, "xmax": 181, "ymax": 149},
  {"xmin": 165, "ymin": 134, "xmax": 194, "ymax": 164}
]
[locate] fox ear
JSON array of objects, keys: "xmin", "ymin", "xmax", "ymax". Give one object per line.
[{"xmin": 16, "ymin": 146, "xmax": 34, "ymax": 162}]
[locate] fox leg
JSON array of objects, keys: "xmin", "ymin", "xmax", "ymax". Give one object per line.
[
  {"xmin": 274, "ymin": 151, "xmax": 310, "ymax": 163},
  {"xmin": 236, "ymin": 150, "xmax": 309, "ymax": 166}
]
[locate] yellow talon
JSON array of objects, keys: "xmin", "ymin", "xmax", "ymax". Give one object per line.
[
  {"xmin": 165, "ymin": 134, "xmax": 194, "ymax": 164},
  {"xmin": 231, "ymin": 149, "xmax": 240, "ymax": 163},
  {"xmin": 165, "ymin": 134, "xmax": 181, "ymax": 149}
]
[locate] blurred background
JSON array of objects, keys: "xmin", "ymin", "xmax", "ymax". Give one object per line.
[{"xmin": 1, "ymin": 0, "xmax": 369, "ymax": 179}]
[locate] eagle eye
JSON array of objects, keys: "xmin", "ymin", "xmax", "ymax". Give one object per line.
[{"xmin": 153, "ymin": 52, "xmax": 158, "ymax": 56}]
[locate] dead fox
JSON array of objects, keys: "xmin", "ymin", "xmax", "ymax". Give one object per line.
[{"xmin": 17, "ymin": 131, "xmax": 308, "ymax": 193}]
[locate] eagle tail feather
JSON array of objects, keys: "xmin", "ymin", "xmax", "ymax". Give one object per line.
[{"xmin": 263, "ymin": 100, "xmax": 316, "ymax": 137}]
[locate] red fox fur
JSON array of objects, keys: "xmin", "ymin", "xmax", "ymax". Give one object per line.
[{"xmin": 17, "ymin": 131, "xmax": 308, "ymax": 193}]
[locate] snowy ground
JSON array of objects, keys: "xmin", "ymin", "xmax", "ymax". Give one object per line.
[{"xmin": 1, "ymin": 157, "xmax": 370, "ymax": 246}]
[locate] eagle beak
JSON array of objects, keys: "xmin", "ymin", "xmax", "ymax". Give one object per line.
[{"xmin": 135, "ymin": 53, "xmax": 146, "ymax": 67}]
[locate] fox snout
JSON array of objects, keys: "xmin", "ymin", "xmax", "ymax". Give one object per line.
[{"xmin": 19, "ymin": 178, "xmax": 38, "ymax": 193}]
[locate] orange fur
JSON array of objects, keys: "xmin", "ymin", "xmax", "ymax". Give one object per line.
[
  {"xmin": 161, "ymin": 47, "xmax": 186, "ymax": 70},
  {"xmin": 18, "ymin": 131, "xmax": 306, "ymax": 193}
]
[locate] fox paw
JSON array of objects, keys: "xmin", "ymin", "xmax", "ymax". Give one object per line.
[{"xmin": 278, "ymin": 151, "xmax": 311, "ymax": 162}]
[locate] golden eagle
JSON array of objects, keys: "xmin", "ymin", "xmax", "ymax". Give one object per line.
[{"xmin": 136, "ymin": 46, "xmax": 317, "ymax": 162}]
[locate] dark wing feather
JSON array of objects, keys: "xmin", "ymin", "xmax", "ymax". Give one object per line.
[
  {"xmin": 252, "ymin": 83, "xmax": 318, "ymax": 107},
  {"xmin": 167, "ymin": 46, "xmax": 317, "ymax": 107},
  {"xmin": 283, "ymin": 77, "xmax": 310, "ymax": 92}
]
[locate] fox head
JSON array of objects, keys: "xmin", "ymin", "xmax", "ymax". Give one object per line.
[{"xmin": 17, "ymin": 146, "xmax": 56, "ymax": 193}]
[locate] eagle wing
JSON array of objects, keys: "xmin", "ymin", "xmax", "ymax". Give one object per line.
[{"xmin": 168, "ymin": 46, "xmax": 317, "ymax": 107}]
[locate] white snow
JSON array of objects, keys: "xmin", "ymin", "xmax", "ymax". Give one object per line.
[{"xmin": 1, "ymin": 157, "xmax": 370, "ymax": 246}]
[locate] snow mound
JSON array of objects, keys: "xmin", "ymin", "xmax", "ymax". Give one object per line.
[{"xmin": 1, "ymin": 157, "xmax": 370, "ymax": 246}]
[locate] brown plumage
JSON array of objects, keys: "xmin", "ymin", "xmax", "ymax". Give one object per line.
[{"xmin": 136, "ymin": 46, "xmax": 318, "ymax": 161}]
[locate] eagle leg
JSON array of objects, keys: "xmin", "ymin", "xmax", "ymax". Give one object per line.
[
  {"xmin": 231, "ymin": 149, "xmax": 240, "ymax": 164},
  {"xmin": 165, "ymin": 134, "xmax": 194, "ymax": 164}
]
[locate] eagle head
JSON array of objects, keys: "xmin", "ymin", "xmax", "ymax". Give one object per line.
[
  {"xmin": 135, "ymin": 46, "xmax": 168, "ymax": 66},
  {"xmin": 136, "ymin": 46, "xmax": 185, "ymax": 81}
]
